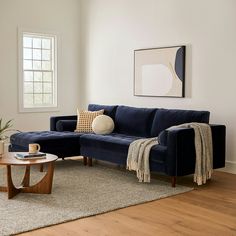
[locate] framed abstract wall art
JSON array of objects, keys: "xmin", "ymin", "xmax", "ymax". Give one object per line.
[{"xmin": 134, "ymin": 46, "xmax": 185, "ymax": 97}]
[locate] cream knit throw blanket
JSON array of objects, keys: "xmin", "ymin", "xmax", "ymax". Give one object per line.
[
  {"xmin": 127, "ymin": 137, "xmax": 158, "ymax": 182},
  {"xmin": 168, "ymin": 122, "xmax": 213, "ymax": 185}
]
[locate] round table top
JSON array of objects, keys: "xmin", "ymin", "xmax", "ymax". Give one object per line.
[{"xmin": 0, "ymin": 152, "xmax": 58, "ymax": 166}]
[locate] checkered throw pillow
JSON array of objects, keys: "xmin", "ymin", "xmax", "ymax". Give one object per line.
[{"xmin": 75, "ymin": 109, "xmax": 104, "ymax": 133}]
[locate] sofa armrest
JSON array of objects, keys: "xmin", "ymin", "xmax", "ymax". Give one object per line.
[
  {"xmin": 210, "ymin": 124, "xmax": 226, "ymax": 168},
  {"xmin": 56, "ymin": 120, "xmax": 77, "ymax": 132},
  {"xmin": 50, "ymin": 115, "xmax": 77, "ymax": 131},
  {"xmin": 166, "ymin": 124, "xmax": 226, "ymax": 176}
]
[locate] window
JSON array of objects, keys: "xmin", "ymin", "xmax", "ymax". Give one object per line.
[{"xmin": 19, "ymin": 30, "xmax": 58, "ymax": 112}]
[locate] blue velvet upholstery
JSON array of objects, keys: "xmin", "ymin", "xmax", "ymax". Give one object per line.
[
  {"xmin": 50, "ymin": 115, "xmax": 77, "ymax": 131},
  {"xmin": 88, "ymin": 104, "xmax": 118, "ymax": 119},
  {"xmin": 56, "ymin": 120, "xmax": 77, "ymax": 132},
  {"xmin": 166, "ymin": 127, "xmax": 196, "ymax": 176},
  {"xmin": 210, "ymin": 125, "xmax": 226, "ymax": 169},
  {"xmin": 151, "ymin": 108, "xmax": 210, "ymax": 136},
  {"xmin": 80, "ymin": 133, "xmax": 166, "ymax": 166},
  {"xmin": 9, "ymin": 131, "xmax": 82, "ymax": 158},
  {"xmin": 115, "ymin": 106, "xmax": 156, "ymax": 137},
  {"xmin": 80, "ymin": 133, "xmax": 140, "ymax": 164},
  {"xmin": 158, "ymin": 130, "xmax": 168, "ymax": 146}
]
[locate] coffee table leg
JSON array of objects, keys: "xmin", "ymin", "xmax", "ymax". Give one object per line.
[
  {"xmin": 21, "ymin": 166, "xmax": 30, "ymax": 187},
  {"xmin": 0, "ymin": 167, "xmax": 7, "ymax": 192},
  {"xmin": 0, "ymin": 186, "xmax": 7, "ymax": 192},
  {"xmin": 39, "ymin": 164, "xmax": 44, "ymax": 172},
  {"xmin": 22, "ymin": 162, "xmax": 55, "ymax": 194},
  {"xmin": 7, "ymin": 165, "xmax": 21, "ymax": 199}
]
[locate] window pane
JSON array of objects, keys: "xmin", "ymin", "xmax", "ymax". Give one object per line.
[
  {"xmin": 34, "ymin": 72, "xmax": 42, "ymax": 81},
  {"xmin": 24, "ymin": 94, "xmax": 33, "ymax": 107},
  {"xmin": 33, "ymin": 38, "xmax": 41, "ymax": 48},
  {"xmin": 24, "ymin": 82, "xmax": 33, "ymax": 93},
  {"xmin": 23, "ymin": 37, "xmax": 32, "ymax": 48},
  {"xmin": 33, "ymin": 49, "xmax": 41, "ymax": 60},
  {"xmin": 43, "ymin": 72, "xmax": 52, "ymax": 82},
  {"xmin": 34, "ymin": 94, "xmax": 43, "ymax": 104},
  {"xmin": 24, "ymin": 60, "xmax": 32, "ymax": 70},
  {"xmin": 43, "ymin": 83, "xmax": 52, "ymax": 93},
  {"xmin": 42, "ymin": 61, "xmax": 51, "ymax": 70},
  {"xmin": 24, "ymin": 71, "xmax": 33, "ymax": 81},
  {"xmin": 43, "ymin": 94, "xmax": 52, "ymax": 104},
  {"xmin": 33, "ymin": 60, "xmax": 41, "ymax": 70},
  {"xmin": 42, "ymin": 50, "xmax": 50, "ymax": 60},
  {"xmin": 24, "ymin": 48, "xmax": 32, "ymax": 60},
  {"xmin": 34, "ymin": 82, "xmax": 43, "ymax": 93},
  {"xmin": 42, "ymin": 39, "xmax": 51, "ymax": 49}
]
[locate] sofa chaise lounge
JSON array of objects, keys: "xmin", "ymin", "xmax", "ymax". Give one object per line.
[{"xmin": 9, "ymin": 104, "xmax": 226, "ymax": 186}]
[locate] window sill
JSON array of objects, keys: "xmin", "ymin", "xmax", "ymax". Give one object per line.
[{"xmin": 19, "ymin": 106, "xmax": 59, "ymax": 113}]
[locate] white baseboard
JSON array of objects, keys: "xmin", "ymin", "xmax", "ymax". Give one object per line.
[{"xmin": 218, "ymin": 161, "xmax": 236, "ymax": 174}]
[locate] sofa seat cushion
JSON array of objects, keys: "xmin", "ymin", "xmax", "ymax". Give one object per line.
[
  {"xmin": 80, "ymin": 133, "xmax": 167, "ymax": 165},
  {"xmin": 10, "ymin": 131, "xmax": 83, "ymax": 157},
  {"xmin": 81, "ymin": 133, "xmax": 140, "ymax": 152}
]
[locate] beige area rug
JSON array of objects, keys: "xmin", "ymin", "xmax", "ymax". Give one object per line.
[{"xmin": 0, "ymin": 159, "xmax": 193, "ymax": 236}]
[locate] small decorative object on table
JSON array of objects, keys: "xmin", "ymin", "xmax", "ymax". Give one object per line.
[
  {"xmin": 0, "ymin": 118, "xmax": 13, "ymax": 157},
  {"xmin": 15, "ymin": 152, "xmax": 46, "ymax": 160},
  {"xmin": 28, "ymin": 143, "xmax": 41, "ymax": 154}
]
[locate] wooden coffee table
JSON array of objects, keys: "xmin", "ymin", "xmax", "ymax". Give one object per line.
[{"xmin": 0, "ymin": 152, "xmax": 58, "ymax": 199}]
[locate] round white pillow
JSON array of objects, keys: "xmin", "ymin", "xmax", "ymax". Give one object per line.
[{"xmin": 92, "ymin": 115, "xmax": 114, "ymax": 134}]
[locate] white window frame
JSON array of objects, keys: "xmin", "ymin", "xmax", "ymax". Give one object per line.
[{"xmin": 18, "ymin": 28, "xmax": 59, "ymax": 113}]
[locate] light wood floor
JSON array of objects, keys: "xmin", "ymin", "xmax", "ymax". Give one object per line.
[{"xmin": 20, "ymin": 169, "xmax": 236, "ymax": 236}]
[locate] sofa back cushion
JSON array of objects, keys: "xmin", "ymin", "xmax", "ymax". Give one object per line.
[
  {"xmin": 151, "ymin": 108, "xmax": 210, "ymax": 136},
  {"xmin": 115, "ymin": 105, "xmax": 156, "ymax": 137},
  {"xmin": 88, "ymin": 104, "xmax": 118, "ymax": 120}
]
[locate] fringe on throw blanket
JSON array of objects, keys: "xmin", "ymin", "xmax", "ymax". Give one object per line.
[
  {"xmin": 167, "ymin": 123, "xmax": 213, "ymax": 185},
  {"xmin": 126, "ymin": 137, "xmax": 158, "ymax": 182}
]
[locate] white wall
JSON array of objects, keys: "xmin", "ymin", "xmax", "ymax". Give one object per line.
[
  {"xmin": 0, "ymin": 0, "xmax": 80, "ymax": 131},
  {"xmin": 80, "ymin": 0, "xmax": 236, "ymax": 164}
]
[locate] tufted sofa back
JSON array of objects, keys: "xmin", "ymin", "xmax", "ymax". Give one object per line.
[
  {"xmin": 151, "ymin": 108, "xmax": 210, "ymax": 137},
  {"xmin": 88, "ymin": 104, "xmax": 210, "ymax": 137},
  {"xmin": 88, "ymin": 104, "xmax": 118, "ymax": 120},
  {"xmin": 114, "ymin": 106, "xmax": 156, "ymax": 137}
]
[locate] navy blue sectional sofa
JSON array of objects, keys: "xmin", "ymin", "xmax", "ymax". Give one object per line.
[{"xmin": 10, "ymin": 104, "xmax": 226, "ymax": 186}]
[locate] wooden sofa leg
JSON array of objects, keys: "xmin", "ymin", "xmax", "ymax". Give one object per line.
[
  {"xmin": 83, "ymin": 156, "xmax": 88, "ymax": 166},
  {"xmin": 88, "ymin": 157, "xmax": 92, "ymax": 167},
  {"xmin": 39, "ymin": 164, "xmax": 44, "ymax": 172},
  {"xmin": 171, "ymin": 176, "xmax": 176, "ymax": 187}
]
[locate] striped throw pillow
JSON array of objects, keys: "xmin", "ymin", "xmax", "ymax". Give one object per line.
[{"xmin": 75, "ymin": 109, "xmax": 104, "ymax": 133}]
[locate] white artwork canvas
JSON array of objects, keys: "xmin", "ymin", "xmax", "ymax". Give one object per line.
[{"xmin": 134, "ymin": 46, "xmax": 185, "ymax": 97}]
